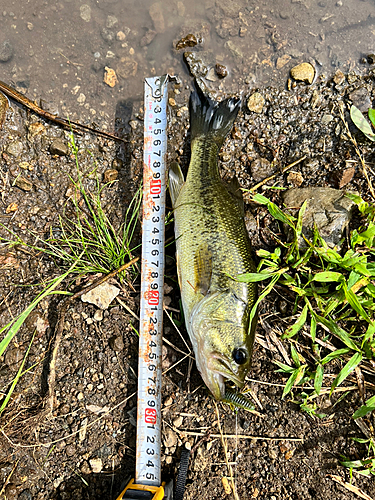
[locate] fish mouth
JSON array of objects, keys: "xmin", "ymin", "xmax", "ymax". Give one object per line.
[{"xmin": 196, "ymin": 351, "xmax": 244, "ymax": 401}]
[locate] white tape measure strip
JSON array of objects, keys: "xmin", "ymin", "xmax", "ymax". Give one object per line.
[{"xmin": 135, "ymin": 75, "xmax": 168, "ymax": 486}]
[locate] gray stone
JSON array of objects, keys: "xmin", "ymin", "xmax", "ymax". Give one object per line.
[
  {"xmin": 0, "ymin": 40, "xmax": 13, "ymax": 62},
  {"xmin": 250, "ymin": 158, "xmax": 276, "ymax": 182},
  {"xmin": 321, "ymin": 114, "xmax": 334, "ymax": 126},
  {"xmin": 50, "ymin": 138, "xmax": 69, "ymax": 156},
  {"xmin": 109, "ymin": 335, "xmax": 124, "ymax": 351},
  {"xmin": 349, "ymin": 87, "xmax": 372, "ymax": 114},
  {"xmin": 225, "ymin": 40, "xmax": 243, "ymax": 59},
  {"xmin": 79, "ymin": 4, "xmax": 91, "ymax": 22},
  {"xmin": 106, "ymin": 15, "xmax": 118, "ymax": 28},
  {"xmin": 149, "ymin": 2, "xmax": 165, "ymax": 33},
  {"xmin": 282, "ymin": 187, "xmax": 357, "ymax": 249},
  {"xmin": 6, "ymin": 140, "xmax": 23, "ymax": 157},
  {"xmin": 101, "ymin": 28, "xmax": 115, "ymax": 43}
]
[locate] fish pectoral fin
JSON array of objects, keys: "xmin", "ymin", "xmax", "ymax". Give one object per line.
[
  {"xmin": 194, "ymin": 244, "xmax": 213, "ymax": 296},
  {"xmin": 226, "ymin": 176, "xmax": 244, "ymax": 216},
  {"xmin": 169, "ymin": 161, "xmax": 185, "ymax": 207}
]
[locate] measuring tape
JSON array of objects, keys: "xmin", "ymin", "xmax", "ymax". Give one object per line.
[{"xmin": 117, "ymin": 75, "xmax": 169, "ymax": 500}]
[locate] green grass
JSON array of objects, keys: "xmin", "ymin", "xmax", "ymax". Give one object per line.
[{"xmin": 240, "ymin": 191, "xmax": 375, "ymax": 413}]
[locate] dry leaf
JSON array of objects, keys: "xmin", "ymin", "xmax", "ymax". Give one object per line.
[
  {"xmin": 103, "ymin": 67, "xmax": 118, "ymax": 88},
  {"xmin": 339, "ymin": 166, "xmax": 355, "ymax": 188}
]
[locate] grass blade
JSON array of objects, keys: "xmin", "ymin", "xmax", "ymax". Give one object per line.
[
  {"xmin": 282, "ymin": 303, "xmax": 308, "ymax": 339},
  {"xmin": 330, "ymin": 352, "xmax": 362, "ymax": 395}
]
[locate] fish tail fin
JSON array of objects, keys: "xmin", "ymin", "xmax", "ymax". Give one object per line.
[{"xmin": 189, "ymin": 86, "xmax": 241, "ymax": 148}]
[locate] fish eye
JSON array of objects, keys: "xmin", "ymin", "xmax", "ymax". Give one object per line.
[{"xmin": 232, "ymin": 348, "xmax": 247, "ymax": 365}]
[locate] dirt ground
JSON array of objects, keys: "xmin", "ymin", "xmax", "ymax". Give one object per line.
[{"xmin": 0, "ymin": 63, "xmax": 375, "ymax": 500}]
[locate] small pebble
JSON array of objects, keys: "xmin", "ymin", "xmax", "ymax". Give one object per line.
[
  {"xmin": 81, "ymin": 282, "xmax": 120, "ymax": 309},
  {"xmin": 66, "ymin": 445, "xmax": 76, "ymax": 457},
  {"xmin": 163, "ymin": 428, "xmax": 177, "ymax": 448},
  {"xmin": 250, "ymin": 158, "xmax": 276, "ymax": 182},
  {"xmin": 287, "ymin": 171, "xmax": 304, "ymax": 187},
  {"xmin": 215, "ymin": 63, "xmax": 228, "ymax": 78},
  {"xmin": 290, "ymin": 62, "xmax": 315, "ymax": 84},
  {"xmin": 103, "ymin": 169, "xmax": 118, "ymax": 182},
  {"xmin": 0, "ymin": 40, "xmax": 13, "ymax": 62},
  {"xmin": 247, "ymin": 92, "xmax": 265, "ymax": 113},
  {"xmin": 89, "ymin": 457, "xmax": 103, "ymax": 473},
  {"xmin": 50, "ymin": 138, "xmax": 69, "ymax": 156},
  {"xmin": 276, "ymin": 54, "xmax": 291, "ymax": 69},
  {"xmin": 106, "ymin": 15, "xmax": 118, "ymax": 28},
  {"xmin": 101, "ymin": 28, "xmax": 115, "ymax": 43},
  {"xmin": 173, "ymin": 416, "xmax": 183, "ymax": 428},
  {"xmin": 116, "ymin": 31, "xmax": 126, "ymax": 41},
  {"xmin": 109, "ymin": 335, "xmax": 124, "ymax": 351},
  {"xmin": 149, "ymin": 2, "xmax": 165, "ymax": 33},
  {"xmin": 94, "ymin": 309, "xmax": 104, "ymax": 322},
  {"xmin": 80, "ymin": 4, "xmax": 91, "ymax": 22},
  {"xmin": 176, "ymin": 34, "xmax": 197, "ymax": 50},
  {"xmin": 6, "ymin": 140, "xmax": 23, "ymax": 157},
  {"xmin": 15, "ymin": 176, "xmax": 32, "ymax": 191},
  {"xmin": 333, "ymin": 69, "xmax": 345, "ymax": 85}
]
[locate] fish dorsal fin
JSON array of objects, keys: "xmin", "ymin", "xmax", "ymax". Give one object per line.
[
  {"xmin": 169, "ymin": 161, "xmax": 185, "ymax": 207},
  {"xmin": 194, "ymin": 244, "xmax": 212, "ymax": 296},
  {"xmin": 226, "ymin": 176, "xmax": 244, "ymax": 216}
]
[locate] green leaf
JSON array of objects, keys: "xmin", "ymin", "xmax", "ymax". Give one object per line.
[
  {"xmin": 248, "ymin": 273, "xmax": 280, "ymax": 336},
  {"xmin": 368, "ymin": 108, "xmax": 375, "ymax": 127},
  {"xmin": 282, "ymin": 303, "xmax": 308, "ymax": 339},
  {"xmin": 312, "ymin": 271, "xmax": 344, "ymax": 283},
  {"xmin": 344, "ymin": 286, "xmax": 372, "ymax": 324},
  {"xmin": 330, "ymin": 351, "xmax": 362, "ymax": 395},
  {"xmin": 352, "ymin": 404, "xmax": 375, "ymax": 420},
  {"xmin": 350, "ymin": 105, "xmax": 375, "ymax": 141},
  {"xmin": 290, "ymin": 344, "xmax": 301, "ymax": 368},
  {"xmin": 310, "ymin": 314, "xmax": 317, "ymax": 343},
  {"xmin": 282, "ymin": 365, "xmax": 306, "ymax": 398},
  {"xmin": 274, "ymin": 360, "xmax": 294, "ymax": 373},
  {"xmin": 314, "ymin": 364, "xmax": 324, "ymax": 395},
  {"xmin": 252, "ymin": 193, "xmax": 296, "ymax": 228},
  {"xmin": 235, "ymin": 271, "xmax": 278, "ymax": 282},
  {"xmin": 314, "ymin": 314, "xmax": 359, "ymax": 351},
  {"xmin": 320, "ymin": 348, "xmax": 351, "ymax": 365}
]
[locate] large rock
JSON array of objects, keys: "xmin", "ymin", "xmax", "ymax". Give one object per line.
[{"xmin": 282, "ymin": 187, "xmax": 356, "ymax": 249}]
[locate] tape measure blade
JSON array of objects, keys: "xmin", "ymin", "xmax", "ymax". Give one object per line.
[{"xmin": 135, "ymin": 75, "xmax": 168, "ymax": 486}]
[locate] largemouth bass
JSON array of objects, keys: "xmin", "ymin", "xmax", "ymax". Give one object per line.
[{"xmin": 169, "ymin": 87, "xmax": 258, "ymax": 400}]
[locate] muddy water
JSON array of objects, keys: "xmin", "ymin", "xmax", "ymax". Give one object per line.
[{"xmin": 0, "ymin": 0, "xmax": 374, "ymax": 127}]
